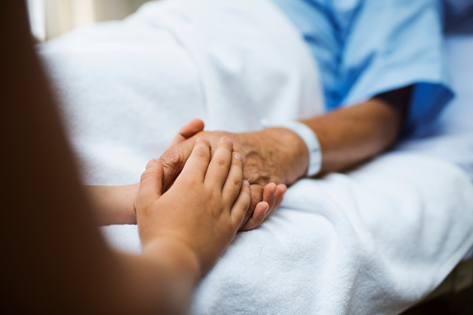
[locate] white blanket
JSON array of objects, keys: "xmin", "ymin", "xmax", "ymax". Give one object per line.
[
  {"xmin": 101, "ymin": 154, "xmax": 473, "ymax": 315},
  {"xmin": 39, "ymin": 0, "xmax": 473, "ymax": 313}
]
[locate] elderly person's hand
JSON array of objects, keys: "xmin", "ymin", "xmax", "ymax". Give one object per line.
[{"xmin": 160, "ymin": 120, "xmax": 309, "ymax": 230}]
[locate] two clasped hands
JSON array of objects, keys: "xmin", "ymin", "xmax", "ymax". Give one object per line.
[{"xmin": 132, "ymin": 118, "xmax": 310, "ymax": 280}]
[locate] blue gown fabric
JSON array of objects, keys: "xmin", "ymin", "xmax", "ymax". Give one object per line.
[{"xmin": 272, "ymin": 0, "xmax": 453, "ymax": 136}]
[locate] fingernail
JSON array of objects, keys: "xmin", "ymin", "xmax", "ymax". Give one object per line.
[
  {"xmin": 146, "ymin": 159, "xmax": 157, "ymax": 169},
  {"xmin": 264, "ymin": 206, "xmax": 270, "ymax": 216},
  {"xmin": 273, "ymin": 187, "xmax": 278, "ymax": 197},
  {"xmin": 235, "ymin": 153, "xmax": 242, "ymax": 162},
  {"xmin": 244, "ymin": 180, "xmax": 250, "ymax": 187},
  {"xmin": 224, "ymin": 138, "xmax": 233, "ymax": 146}
]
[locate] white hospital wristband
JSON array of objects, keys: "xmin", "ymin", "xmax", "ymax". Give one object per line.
[{"xmin": 275, "ymin": 121, "xmax": 322, "ymax": 177}]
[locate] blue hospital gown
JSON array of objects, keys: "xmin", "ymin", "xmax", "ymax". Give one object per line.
[{"xmin": 272, "ymin": 0, "xmax": 453, "ymax": 136}]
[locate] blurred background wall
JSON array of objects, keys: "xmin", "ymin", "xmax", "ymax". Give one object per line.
[{"xmin": 27, "ymin": 0, "xmax": 153, "ymax": 41}]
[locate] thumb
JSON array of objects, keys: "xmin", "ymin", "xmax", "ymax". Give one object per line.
[
  {"xmin": 168, "ymin": 119, "xmax": 205, "ymax": 148},
  {"xmin": 137, "ymin": 159, "xmax": 164, "ymax": 205}
]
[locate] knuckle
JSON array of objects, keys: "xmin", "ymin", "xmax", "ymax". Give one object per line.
[
  {"xmin": 216, "ymin": 157, "xmax": 228, "ymax": 168},
  {"xmin": 140, "ymin": 169, "xmax": 155, "ymax": 182},
  {"xmin": 232, "ymin": 177, "xmax": 242, "ymax": 188},
  {"xmin": 160, "ymin": 151, "xmax": 181, "ymax": 170},
  {"xmin": 194, "ymin": 148, "xmax": 209, "ymax": 160},
  {"xmin": 251, "ymin": 185, "xmax": 264, "ymax": 200}
]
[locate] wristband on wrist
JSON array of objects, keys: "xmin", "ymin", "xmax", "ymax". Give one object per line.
[{"xmin": 272, "ymin": 121, "xmax": 322, "ymax": 177}]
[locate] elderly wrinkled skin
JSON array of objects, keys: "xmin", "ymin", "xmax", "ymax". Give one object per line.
[{"xmin": 159, "ymin": 126, "xmax": 309, "ymax": 230}]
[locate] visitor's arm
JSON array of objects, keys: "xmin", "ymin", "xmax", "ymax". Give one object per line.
[
  {"xmin": 84, "ymin": 119, "xmax": 282, "ymax": 227},
  {"xmin": 1, "ymin": 2, "xmax": 249, "ymax": 313},
  {"xmin": 85, "ymin": 184, "xmax": 139, "ymax": 225}
]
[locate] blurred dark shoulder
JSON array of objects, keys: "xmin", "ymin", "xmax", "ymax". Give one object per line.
[{"xmin": 444, "ymin": 1, "xmax": 473, "ymax": 34}]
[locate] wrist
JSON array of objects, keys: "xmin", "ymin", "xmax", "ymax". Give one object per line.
[
  {"xmin": 141, "ymin": 237, "xmax": 202, "ymax": 281},
  {"xmin": 277, "ymin": 121, "xmax": 322, "ymax": 177},
  {"xmin": 260, "ymin": 127, "xmax": 309, "ymax": 183}
]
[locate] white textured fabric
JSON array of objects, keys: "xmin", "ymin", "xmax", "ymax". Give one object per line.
[
  {"xmin": 191, "ymin": 154, "xmax": 473, "ymax": 315},
  {"xmin": 102, "ymin": 154, "xmax": 473, "ymax": 315},
  {"xmin": 40, "ymin": 0, "xmax": 323, "ymax": 185},
  {"xmin": 39, "ymin": 0, "xmax": 473, "ymax": 314}
]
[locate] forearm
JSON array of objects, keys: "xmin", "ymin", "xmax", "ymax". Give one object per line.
[
  {"xmin": 85, "ymin": 184, "xmax": 139, "ymax": 225},
  {"xmin": 1, "ymin": 2, "xmax": 199, "ymax": 312},
  {"xmin": 111, "ymin": 240, "xmax": 200, "ymax": 314},
  {"xmin": 301, "ymin": 98, "xmax": 402, "ymax": 174},
  {"xmin": 229, "ymin": 97, "xmax": 402, "ymax": 187}
]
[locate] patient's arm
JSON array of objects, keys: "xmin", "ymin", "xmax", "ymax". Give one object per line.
[
  {"xmin": 159, "ymin": 89, "xmax": 409, "ymax": 230},
  {"xmin": 2, "ymin": 3, "xmax": 253, "ymax": 312},
  {"xmin": 301, "ymin": 88, "xmax": 410, "ymax": 174}
]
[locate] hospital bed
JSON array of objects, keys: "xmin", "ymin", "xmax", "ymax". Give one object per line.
[{"xmin": 39, "ymin": 1, "xmax": 473, "ymax": 313}]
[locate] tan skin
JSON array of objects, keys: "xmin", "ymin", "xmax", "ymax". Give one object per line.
[
  {"xmin": 91, "ymin": 98, "xmax": 400, "ymax": 229},
  {"xmin": 86, "ymin": 119, "xmax": 287, "ymax": 227},
  {"xmin": 2, "ymin": 1, "xmax": 403, "ymax": 312},
  {"xmin": 104, "ymin": 98, "xmax": 402, "ymax": 230},
  {"xmin": 1, "ymin": 2, "xmax": 266, "ymax": 313},
  {"xmin": 133, "ymin": 96, "xmax": 402, "ymax": 230}
]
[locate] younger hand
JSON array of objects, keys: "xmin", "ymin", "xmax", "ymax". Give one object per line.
[
  {"xmin": 160, "ymin": 122, "xmax": 290, "ymax": 231},
  {"xmin": 135, "ymin": 137, "xmax": 254, "ymax": 275}
]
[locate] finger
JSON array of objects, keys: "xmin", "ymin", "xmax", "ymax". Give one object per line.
[
  {"xmin": 273, "ymin": 184, "xmax": 287, "ymax": 210},
  {"xmin": 168, "ymin": 119, "xmax": 205, "ymax": 148},
  {"xmin": 231, "ymin": 180, "xmax": 251, "ymax": 226},
  {"xmin": 240, "ymin": 184, "xmax": 263, "ymax": 228},
  {"xmin": 263, "ymin": 184, "xmax": 286, "ymax": 222},
  {"xmin": 239, "ymin": 182, "xmax": 278, "ymax": 231},
  {"xmin": 179, "ymin": 138, "xmax": 211, "ymax": 182},
  {"xmin": 239, "ymin": 201, "xmax": 269, "ymax": 231},
  {"xmin": 135, "ymin": 159, "xmax": 164, "ymax": 209},
  {"xmin": 262, "ymin": 183, "xmax": 277, "ymax": 214},
  {"xmin": 222, "ymin": 152, "xmax": 244, "ymax": 203},
  {"xmin": 205, "ymin": 137, "xmax": 233, "ymax": 188},
  {"xmin": 159, "ymin": 138, "xmax": 196, "ymax": 191}
]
